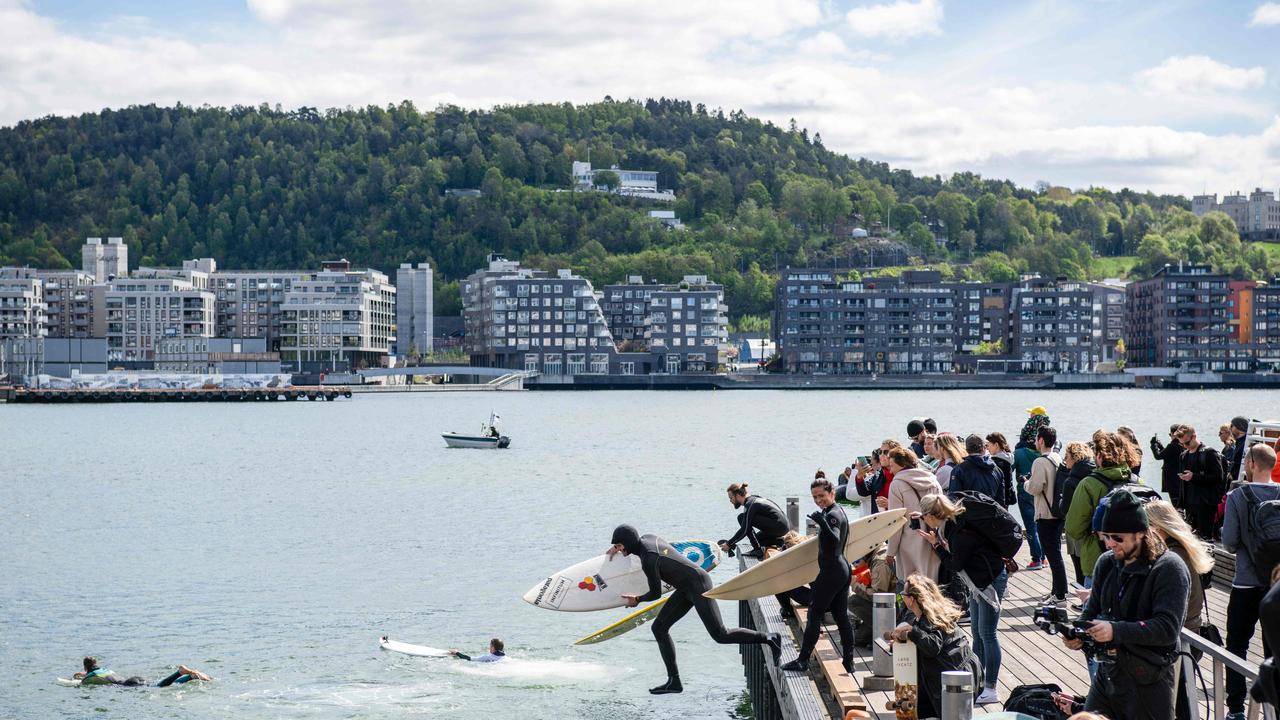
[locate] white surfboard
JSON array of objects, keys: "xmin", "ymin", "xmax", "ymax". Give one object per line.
[
  {"xmin": 379, "ymin": 636, "xmax": 451, "ymax": 657},
  {"xmin": 574, "ymin": 597, "xmax": 669, "ymax": 646},
  {"xmin": 523, "ymin": 540, "xmax": 720, "ymax": 612},
  {"xmin": 704, "ymin": 508, "xmax": 907, "ymax": 601},
  {"xmin": 56, "ymin": 677, "xmax": 81, "ymax": 687}
]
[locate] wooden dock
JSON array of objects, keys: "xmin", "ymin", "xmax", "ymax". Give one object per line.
[{"xmin": 744, "ymin": 543, "xmax": 1266, "ymax": 720}]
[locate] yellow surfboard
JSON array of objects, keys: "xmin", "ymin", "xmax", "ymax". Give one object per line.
[{"xmin": 574, "ymin": 597, "xmax": 670, "ymax": 645}]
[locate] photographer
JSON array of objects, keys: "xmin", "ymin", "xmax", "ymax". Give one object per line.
[{"xmin": 1061, "ymin": 489, "xmax": 1190, "ymax": 720}]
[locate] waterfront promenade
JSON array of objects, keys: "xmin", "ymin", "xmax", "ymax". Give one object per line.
[{"xmin": 767, "ymin": 542, "xmax": 1266, "ymax": 719}]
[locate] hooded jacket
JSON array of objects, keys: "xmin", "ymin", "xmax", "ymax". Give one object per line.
[
  {"xmin": 908, "ymin": 616, "xmax": 975, "ymax": 720},
  {"xmin": 1064, "ymin": 465, "xmax": 1132, "ymax": 577},
  {"xmin": 886, "ymin": 467, "xmax": 943, "ymax": 582},
  {"xmin": 948, "ymin": 454, "xmax": 1003, "ymax": 500},
  {"xmin": 610, "ymin": 524, "xmax": 708, "ymax": 601}
]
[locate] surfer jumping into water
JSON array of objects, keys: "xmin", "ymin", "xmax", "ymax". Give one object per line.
[
  {"xmin": 608, "ymin": 524, "xmax": 782, "ymax": 695},
  {"xmin": 448, "ymin": 639, "xmax": 506, "ymax": 663},
  {"xmin": 719, "ymin": 483, "xmax": 790, "ymax": 560},
  {"xmin": 780, "ymin": 477, "xmax": 856, "ymax": 674}
]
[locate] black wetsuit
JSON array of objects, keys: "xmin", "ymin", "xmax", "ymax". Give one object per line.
[
  {"xmin": 796, "ymin": 503, "xmax": 855, "ymax": 665},
  {"xmin": 726, "ymin": 495, "xmax": 789, "ymax": 558},
  {"xmin": 611, "ymin": 524, "xmax": 775, "ymax": 688}
]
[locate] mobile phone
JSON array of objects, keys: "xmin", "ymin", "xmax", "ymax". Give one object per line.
[
  {"xmin": 858, "ymin": 455, "xmax": 871, "ymax": 465},
  {"xmin": 909, "ymin": 517, "xmax": 921, "ymax": 530}
]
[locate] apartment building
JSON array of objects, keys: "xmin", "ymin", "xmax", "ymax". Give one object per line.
[
  {"xmin": 395, "ymin": 262, "xmax": 434, "ymax": 358},
  {"xmin": 0, "ymin": 276, "xmax": 46, "ymax": 340},
  {"xmin": 773, "ymin": 269, "xmax": 958, "ymax": 374},
  {"xmin": 1125, "ymin": 263, "xmax": 1233, "ymax": 371},
  {"xmin": 1090, "ymin": 281, "xmax": 1128, "ymax": 364},
  {"xmin": 954, "ymin": 282, "xmax": 1012, "ymax": 353},
  {"xmin": 279, "ymin": 261, "xmax": 396, "ymax": 372},
  {"xmin": 103, "ymin": 275, "xmax": 216, "ymax": 363},
  {"xmin": 211, "ymin": 269, "xmax": 308, "ymax": 350},
  {"xmin": 1010, "ymin": 277, "xmax": 1095, "ymax": 373},
  {"xmin": 602, "ymin": 275, "xmax": 729, "ymax": 373},
  {"xmin": 1192, "ymin": 189, "xmax": 1280, "ymax": 240},
  {"xmin": 462, "ymin": 256, "xmax": 618, "ymax": 374}
]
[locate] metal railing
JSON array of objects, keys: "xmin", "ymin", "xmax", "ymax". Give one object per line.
[{"xmin": 1179, "ymin": 628, "xmax": 1277, "ymax": 720}]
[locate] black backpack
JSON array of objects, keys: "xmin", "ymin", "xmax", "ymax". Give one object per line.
[
  {"xmin": 952, "ymin": 491, "xmax": 1025, "ymax": 558},
  {"xmin": 1052, "ymin": 463, "xmax": 1073, "ymax": 520},
  {"xmin": 1004, "ymin": 683, "xmax": 1079, "ymax": 720},
  {"xmin": 1242, "ymin": 485, "xmax": 1280, "ymax": 582}
]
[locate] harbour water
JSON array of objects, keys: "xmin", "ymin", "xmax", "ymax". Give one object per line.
[{"xmin": 1, "ymin": 389, "xmax": 1263, "ymax": 719}]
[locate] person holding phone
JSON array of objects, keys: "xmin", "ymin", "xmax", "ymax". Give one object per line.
[{"xmin": 884, "ymin": 447, "xmax": 942, "ymax": 586}]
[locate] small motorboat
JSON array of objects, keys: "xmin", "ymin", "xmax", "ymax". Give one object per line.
[
  {"xmin": 443, "ymin": 411, "xmax": 511, "ymax": 449},
  {"xmin": 442, "ymin": 432, "xmax": 511, "ymax": 449}
]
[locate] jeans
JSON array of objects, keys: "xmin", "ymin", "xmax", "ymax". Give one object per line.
[
  {"xmin": 1227, "ymin": 586, "xmax": 1271, "ymax": 713},
  {"xmin": 1036, "ymin": 518, "xmax": 1068, "ymax": 598},
  {"xmin": 1017, "ymin": 483, "xmax": 1044, "ymax": 562},
  {"xmin": 1086, "ymin": 660, "xmax": 1176, "ymax": 720},
  {"xmin": 969, "ymin": 569, "xmax": 1008, "ymax": 688}
]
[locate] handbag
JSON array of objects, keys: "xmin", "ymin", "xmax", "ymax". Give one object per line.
[{"xmin": 1192, "ymin": 577, "xmax": 1223, "ymax": 660}]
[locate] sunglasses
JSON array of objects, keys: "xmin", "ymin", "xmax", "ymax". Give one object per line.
[{"xmin": 1102, "ymin": 533, "xmax": 1129, "ymax": 544}]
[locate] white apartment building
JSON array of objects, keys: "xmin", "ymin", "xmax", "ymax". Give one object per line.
[
  {"xmin": 279, "ymin": 261, "xmax": 396, "ymax": 371},
  {"xmin": 103, "ymin": 275, "xmax": 216, "ymax": 363},
  {"xmin": 0, "ymin": 276, "xmax": 46, "ymax": 340},
  {"xmin": 395, "ymin": 262, "xmax": 433, "ymax": 358},
  {"xmin": 82, "ymin": 236, "xmax": 128, "ymax": 282}
]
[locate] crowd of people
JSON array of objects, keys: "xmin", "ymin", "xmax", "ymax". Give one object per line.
[{"xmin": 722, "ymin": 408, "xmax": 1280, "ymax": 720}]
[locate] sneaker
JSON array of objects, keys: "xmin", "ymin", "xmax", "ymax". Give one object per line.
[
  {"xmin": 780, "ymin": 658, "xmax": 809, "ymax": 672},
  {"xmin": 975, "ymin": 687, "xmax": 999, "ymax": 705},
  {"xmin": 1026, "ymin": 560, "xmax": 1045, "ymax": 571}
]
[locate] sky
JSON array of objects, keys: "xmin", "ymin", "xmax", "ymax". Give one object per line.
[{"xmin": 1, "ymin": 0, "xmax": 1278, "ymax": 196}]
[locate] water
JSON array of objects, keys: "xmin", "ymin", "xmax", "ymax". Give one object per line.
[{"xmin": 0, "ymin": 388, "xmax": 1263, "ymax": 718}]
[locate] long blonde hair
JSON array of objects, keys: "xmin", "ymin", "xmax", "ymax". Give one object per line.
[
  {"xmin": 902, "ymin": 574, "xmax": 963, "ymax": 633},
  {"xmin": 920, "ymin": 493, "xmax": 964, "ymax": 521},
  {"xmin": 1145, "ymin": 501, "xmax": 1213, "ymax": 575},
  {"xmin": 934, "ymin": 434, "xmax": 966, "ymax": 465}
]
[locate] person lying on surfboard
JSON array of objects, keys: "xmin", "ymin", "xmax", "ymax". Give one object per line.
[
  {"xmin": 447, "ymin": 638, "xmax": 506, "ymax": 663},
  {"xmin": 73, "ymin": 656, "xmax": 211, "ymax": 686},
  {"xmin": 607, "ymin": 524, "xmax": 782, "ymax": 695}
]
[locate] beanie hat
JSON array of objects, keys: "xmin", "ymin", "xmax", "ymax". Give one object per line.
[
  {"xmin": 1101, "ymin": 489, "xmax": 1149, "ymax": 534},
  {"xmin": 907, "ymin": 419, "xmax": 926, "ymax": 437}
]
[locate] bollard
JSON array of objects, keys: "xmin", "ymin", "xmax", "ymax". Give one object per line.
[
  {"xmin": 941, "ymin": 670, "xmax": 974, "ymax": 720},
  {"xmin": 872, "ymin": 592, "xmax": 895, "ymax": 677},
  {"xmin": 786, "ymin": 497, "xmax": 800, "ymax": 532}
]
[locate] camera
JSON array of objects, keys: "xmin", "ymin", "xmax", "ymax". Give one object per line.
[{"xmin": 1033, "ymin": 606, "xmax": 1112, "ymax": 661}]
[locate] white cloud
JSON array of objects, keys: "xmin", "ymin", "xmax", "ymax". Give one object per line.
[
  {"xmin": 0, "ymin": 0, "xmax": 1277, "ymax": 195},
  {"xmin": 1136, "ymin": 55, "xmax": 1266, "ymax": 95},
  {"xmin": 845, "ymin": 0, "xmax": 943, "ymax": 40},
  {"xmin": 1251, "ymin": 2, "xmax": 1280, "ymax": 26}
]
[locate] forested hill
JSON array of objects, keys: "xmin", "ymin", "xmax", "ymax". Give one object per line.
[{"xmin": 0, "ymin": 98, "xmax": 1273, "ymax": 319}]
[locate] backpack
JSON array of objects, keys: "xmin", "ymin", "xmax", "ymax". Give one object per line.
[
  {"xmin": 1052, "ymin": 463, "xmax": 1073, "ymax": 520},
  {"xmin": 1241, "ymin": 485, "xmax": 1280, "ymax": 582},
  {"xmin": 1004, "ymin": 683, "xmax": 1078, "ymax": 720},
  {"xmin": 993, "ymin": 456, "xmax": 1017, "ymax": 507},
  {"xmin": 951, "ymin": 490, "xmax": 1025, "ymax": 558}
]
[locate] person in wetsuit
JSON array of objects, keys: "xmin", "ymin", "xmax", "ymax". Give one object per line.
[
  {"xmin": 74, "ymin": 656, "xmax": 211, "ymax": 687},
  {"xmin": 780, "ymin": 476, "xmax": 856, "ymax": 674},
  {"xmin": 720, "ymin": 483, "xmax": 790, "ymax": 559},
  {"xmin": 609, "ymin": 524, "xmax": 782, "ymax": 695},
  {"xmin": 449, "ymin": 638, "xmax": 506, "ymax": 662}
]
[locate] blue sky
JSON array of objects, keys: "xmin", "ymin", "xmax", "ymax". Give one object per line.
[{"xmin": 2, "ymin": 0, "xmax": 1278, "ymax": 195}]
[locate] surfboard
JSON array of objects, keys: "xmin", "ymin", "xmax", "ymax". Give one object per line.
[
  {"xmin": 573, "ymin": 597, "xmax": 670, "ymax": 645},
  {"xmin": 56, "ymin": 677, "xmax": 81, "ymax": 687},
  {"xmin": 703, "ymin": 508, "xmax": 907, "ymax": 601},
  {"xmin": 379, "ymin": 636, "xmax": 451, "ymax": 657},
  {"xmin": 523, "ymin": 539, "xmax": 720, "ymax": 612}
]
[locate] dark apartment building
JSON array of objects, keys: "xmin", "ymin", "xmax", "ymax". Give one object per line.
[
  {"xmin": 602, "ymin": 275, "xmax": 728, "ymax": 373},
  {"xmin": 1125, "ymin": 263, "xmax": 1232, "ymax": 371},
  {"xmin": 1010, "ymin": 277, "xmax": 1095, "ymax": 373}
]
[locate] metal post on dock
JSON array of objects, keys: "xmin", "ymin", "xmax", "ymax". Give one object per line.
[
  {"xmin": 862, "ymin": 591, "xmax": 897, "ymax": 691},
  {"xmin": 941, "ymin": 670, "xmax": 974, "ymax": 720},
  {"xmin": 786, "ymin": 497, "xmax": 799, "ymax": 532}
]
